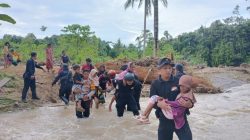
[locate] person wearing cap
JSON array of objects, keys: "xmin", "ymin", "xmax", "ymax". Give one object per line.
[
  {"xmin": 175, "ymin": 64, "xmax": 185, "ymax": 80},
  {"xmin": 150, "ymin": 58, "xmax": 193, "ymax": 140},
  {"xmin": 117, "ymin": 62, "xmax": 142, "ymax": 111},
  {"xmin": 60, "ymin": 50, "xmax": 70, "ymax": 64},
  {"xmin": 115, "ymin": 72, "xmax": 140, "ymax": 117},
  {"xmin": 81, "ymin": 58, "xmax": 94, "ymax": 72},
  {"xmin": 52, "ymin": 64, "xmax": 73, "ymax": 105},
  {"xmin": 21, "ymin": 52, "xmax": 45, "ymax": 103}
]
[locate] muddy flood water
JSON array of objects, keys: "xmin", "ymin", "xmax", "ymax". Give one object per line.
[{"xmin": 0, "ymin": 84, "xmax": 250, "ymax": 140}]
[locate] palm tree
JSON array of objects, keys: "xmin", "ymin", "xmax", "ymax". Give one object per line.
[
  {"xmin": 125, "ymin": 0, "xmax": 167, "ymax": 57},
  {"xmin": 0, "ymin": 3, "xmax": 16, "ymax": 24},
  {"xmin": 125, "ymin": 0, "xmax": 152, "ymax": 58},
  {"xmin": 153, "ymin": 0, "xmax": 167, "ymax": 57}
]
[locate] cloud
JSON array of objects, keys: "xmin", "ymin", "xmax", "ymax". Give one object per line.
[{"xmin": 0, "ymin": 0, "xmax": 249, "ymax": 44}]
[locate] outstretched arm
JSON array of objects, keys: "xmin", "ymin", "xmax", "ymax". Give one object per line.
[
  {"xmin": 35, "ymin": 62, "xmax": 45, "ymax": 71},
  {"xmin": 52, "ymin": 73, "xmax": 62, "ymax": 86}
]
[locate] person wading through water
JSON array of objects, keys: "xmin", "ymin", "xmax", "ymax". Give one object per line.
[
  {"xmin": 52, "ymin": 64, "xmax": 73, "ymax": 105},
  {"xmin": 115, "ymin": 72, "xmax": 140, "ymax": 118},
  {"xmin": 150, "ymin": 58, "xmax": 193, "ymax": 140}
]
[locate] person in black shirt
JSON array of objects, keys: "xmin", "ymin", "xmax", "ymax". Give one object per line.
[
  {"xmin": 61, "ymin": 50, "xmax": 70, "ymax": 64},
  {"xmin": 150, "ymin": 58, "xmax": 193, "ymax": 140},
  {"xmin": 52, "ymin": 64, "xmax": 73, "ymax": 105},
  {"xmin": 175, "ymin": 64, "xmax": 185, "ymax": 80},
  {"xmin": 115, "ymin": 72, "xmax": 140, "ymax": 117},
  {"xmin": 21, "ymin": 52, "xmax": 45, "ymax": 103}
]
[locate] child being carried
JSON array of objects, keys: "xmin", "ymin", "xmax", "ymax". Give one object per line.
[
  {"xmin": 138, "ymin": 75, "xmax": 196, "ymax": 129},
  {"xmin": 72, "ymin": 65, "xmax": 95, "ymax": 112}
]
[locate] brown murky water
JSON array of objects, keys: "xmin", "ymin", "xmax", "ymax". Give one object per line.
[{"xmin": 0, "ymin": 84, "xmax": 250, "ymax": 140}]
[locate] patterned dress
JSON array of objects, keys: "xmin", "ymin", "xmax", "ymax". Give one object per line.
[{"xmin": 46, "ymin": 47, "xmax": 53, "ymax": 70}]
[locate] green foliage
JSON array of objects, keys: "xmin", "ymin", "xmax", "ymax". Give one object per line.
[
  {"xmin": 1, "ymin": 12, "xmax": 249, "ymax": 67},
  {"xmin": 0, "ymin": 3, "xmax": 10, "ymax": 7},
  {"xmin": 0, "ymin": 3, "xmax": 16, "ymax": 24},
  {"xmin": 0, "ymin": 14, "xmax": 16, "ymax": 24},
  {"xmin": 172, "ymin": 17, "xmax": 250, "ymax": 66}
]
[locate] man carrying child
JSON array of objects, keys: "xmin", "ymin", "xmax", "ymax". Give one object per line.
[{"xmin": 72, "ymin": 65, "xmax": 93, "ymax": 118}]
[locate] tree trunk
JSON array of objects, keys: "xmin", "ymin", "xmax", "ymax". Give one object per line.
[
  {"xmin": 76, "ymin": 37, "xmax": 79, "ymax": 55},
  {"xmin": 143, "ymin": 2, "xmax": 147, "ymax": 58},
  {"xmin": 153, "ymin": 0, "xmax": 159, "ymax": 57}
]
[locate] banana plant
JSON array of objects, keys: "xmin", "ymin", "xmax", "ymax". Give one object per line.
[{"xmin": 0, "ymin": 3, "xmax": 16, "ymax": 24}]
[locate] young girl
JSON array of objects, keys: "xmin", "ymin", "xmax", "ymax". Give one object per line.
[
  {"xmin": 89, "ymin": 69, "xmax": 102, "ymax": 109},
  {"xmin": 138, "ymin": 75, "xmax": 196, "ymax": 130},
  {"xmin": 98, "ymin": 71, "xmax": 111, "ymax": 103}
]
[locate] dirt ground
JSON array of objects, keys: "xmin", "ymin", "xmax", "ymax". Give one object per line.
[{"xmin": 0, "ymin": 65, "xmax": 61, "ymax": 112}]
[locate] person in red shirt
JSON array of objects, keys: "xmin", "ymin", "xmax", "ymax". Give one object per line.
[
  {"xmin": 81, "ymin": 58, "xmax": 94, "ymax": 72},
  {"xmin": 45, "ymin": 44, "xmax": 54, "ymax": 72}
]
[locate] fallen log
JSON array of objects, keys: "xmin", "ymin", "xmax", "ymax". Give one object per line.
[{"xmin": 0, "ymin": 78, "xmax": 11, "ymax": 88}]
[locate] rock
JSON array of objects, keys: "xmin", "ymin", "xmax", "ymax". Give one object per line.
[
  {"xmin": 194, "ymin": 64, "xmax": 206, "ymax": 69},
  {"xmin": 240, "ymin": 63, "xmax": 250, "ymax": 68},
  {"xmin": 13, "ymin": 101, "xmax": 19, "ymax": 108},
  {"xmin": 218, "ymin": 65, "xmax": 225, "ymax": 68},
  {"xmin": 49, "ymin": 96, "xmax": 57, "ymax": 103}
]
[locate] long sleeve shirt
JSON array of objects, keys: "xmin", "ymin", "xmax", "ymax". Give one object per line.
[{"xmin": 23, "ymin": 59, "xmax": 43, "ymax": 79}]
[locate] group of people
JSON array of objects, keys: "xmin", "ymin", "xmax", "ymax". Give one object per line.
[
  {"xmin": 2, "ymin": 42, "xmax": 21, "ymax": 68},
  {"xmin": 52, "ymin": 58, "xmax": 143, "ymax": 119},
  {"xmin": 20, "ymin": 47, "xmax": 196, "ymax": 140}
]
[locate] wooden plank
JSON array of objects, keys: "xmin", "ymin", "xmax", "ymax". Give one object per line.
[{"xmin": 0, "ymin": 78, "xmax": 11, "ymax": 88}]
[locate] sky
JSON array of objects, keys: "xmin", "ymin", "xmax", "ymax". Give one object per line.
[{"xmin": 0, "ymin": 0, "xmax": 249, "ymax": 44}]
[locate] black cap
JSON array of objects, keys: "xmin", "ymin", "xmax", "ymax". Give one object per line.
[
  {"xmin": 86, "ymin": 58, "xmax": 92, "ymax": 62},
  {"xmin": 175, "ymin": 64, "xmax": 184, "ymax": 73},
  {"xmin": 31, "ymin": 52, "xmax": 37, "ymax": 57},
  {"xmin": 157, "ymin": 58, "xmax": 175, "ymax": 69},
  {"xmin": 72, "ymin": 64, "xmax": 80, "ymax": 70},
  {"xmin": 120, "ymin": 64, "xmax": 128, "ymax": 71},
  {"xmin": 124, "ymin": 72, "xmax": 135, "ymax": 81}
]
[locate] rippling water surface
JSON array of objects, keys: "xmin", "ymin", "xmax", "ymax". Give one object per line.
[{"xmin": 0, "ymin": 84, "xmax": 250, "ymax": 140}]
